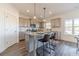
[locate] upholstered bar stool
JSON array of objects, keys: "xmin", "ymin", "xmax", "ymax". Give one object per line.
[
  {"xmin": 75, "ymin": 35, "xmax": 79, "ymax": 54},
  {"xmin": 50, "ymin": 33, "xmax": 56, "ymax": 46},
  {"xmin": 36, "ymin": 34, "xmax": 50, "ymax": 56}
]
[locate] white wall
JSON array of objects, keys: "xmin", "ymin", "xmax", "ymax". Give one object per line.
[
  {"xmin": 0, "ymin": 4, "xmax": 19, "ymax": 53},
  {"xmin": 48, "ymin": 9, "xmax": 79, "ymax": 43}
]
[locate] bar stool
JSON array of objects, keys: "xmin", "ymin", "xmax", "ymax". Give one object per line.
[
  {"xmin": 50, "ymin": 33, "xmax": 57, "ymax": 45},
  {"xmin": 75, "ymin": 35, "xmax": 79, "ymax": 54},
  {"xmin": 36, "ymin": 34, "xmax": 50, "ymax": 56}
]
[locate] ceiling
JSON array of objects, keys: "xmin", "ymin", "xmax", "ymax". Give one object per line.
[{"xmin": 12, "ymin": 3, "xmax": 79, "ymax": 19}]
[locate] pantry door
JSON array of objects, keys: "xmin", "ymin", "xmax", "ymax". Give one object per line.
[{"xmin": 5, "ymin": 10, "xmax": 19, "ymax": 48}]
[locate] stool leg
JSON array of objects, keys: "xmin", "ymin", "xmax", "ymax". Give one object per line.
[
  {"xmin": 43, "ymin": 42, "xmax": 44, "ymax": 56},
  {"xmin": 78, "ymin": 40, "xmax": 79, "ymax": 51},
  {"xmin": 76, "ymin": 39, "xmax": 79, "ymax": 54},
  {"xmin": 49, "ymin": 40, "xmax": 51, "ymax": 56},
  {"xmin": 36, "ymin": 40, "xmax": 38, "ymax": 55}
]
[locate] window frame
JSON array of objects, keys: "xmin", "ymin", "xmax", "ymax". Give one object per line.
[
  {"xmin": 64, "ymin": 19, "xmax": 73, "ymax": 35},
  {"xmin": 64, "ymin": 18, "xmax": 79, "ymax": 35}
]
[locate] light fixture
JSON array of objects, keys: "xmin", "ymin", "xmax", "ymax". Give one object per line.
[
  {"xmin": 26, "ymin": 10, "xmax": 30, "ymax": 13},
  {"xmin": 43, "ymin": 19, "xmax": 46, "ymax": 22},
  {"xmin": 49, "ymin": 11, "xmax": 52, "ymax": 15},
  {"xmin": 33, "ymin": 16, "xmax": 36, "ymax": 19},
  {"xmin": 43, "ymin": 8, "xmax": 46, "ymax": 22},
  {"xmin": 33, "ymin": 3, "xmax": 37, "ymax": 19},
  {"xmin": 40, "ymin": 15, "xmax": 43, "ymax": 18}
]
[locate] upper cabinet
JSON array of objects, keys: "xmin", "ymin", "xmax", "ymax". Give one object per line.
[{"xmin": 51, "ymin": 18, "xmax": 61, "ymax": 28}]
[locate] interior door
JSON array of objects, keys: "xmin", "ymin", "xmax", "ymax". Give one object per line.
[
  {"xmin": 10, "ymin": 14, "xmax": 19, "ymax": 44},
  {"xmin": 5, "ymin": 11, "xmax": 18, "ymax": 48}
]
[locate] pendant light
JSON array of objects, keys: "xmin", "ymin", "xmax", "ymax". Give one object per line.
[
  {"xmin": 33, "ymin": 3, "xmax": 37, "ymax": 19},
  {"xmin": 43, "ymin": 8, "xmax": 46, "ymax": 22}
]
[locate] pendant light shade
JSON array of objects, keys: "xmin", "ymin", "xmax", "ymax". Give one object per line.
[
  {"xmin": 33, "ymin": 3, "xmax": 37, "ymax": 19},
  {"xmin": 33, "ymin": 16, "xmax": 36, "ymax": 19},
  {"xmin": 43, "ymin": 8, "xmax": 46, "ymax": 22}
]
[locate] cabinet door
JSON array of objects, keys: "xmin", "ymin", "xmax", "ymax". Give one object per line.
[{"xmin": 0, "ymin": 6, "xmax": 5, "ymax": 53}]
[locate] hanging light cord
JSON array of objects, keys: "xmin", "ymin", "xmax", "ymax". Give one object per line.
[
  {"xmin": 34, "ymin": 3, "xmax": 36, "ymax": 16},
  {"xmin": 43, "ymin": 8, "xmax": 46, "ymax": 19}
]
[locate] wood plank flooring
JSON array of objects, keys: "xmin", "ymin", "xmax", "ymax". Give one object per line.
[
  {"xmin": 30, "ymin": 40, "xmax": 79, "ymax": 56},
  {"xmin": 0, "ymin": 40, "xmax": 79, "ymax": 56},
  {"xmin": 0, "ymin": 40, "xmax": 28, "ymax": 56},
  {"xmin": 55, "ymin": 41, "xmax": 78, "ymax": 56}
]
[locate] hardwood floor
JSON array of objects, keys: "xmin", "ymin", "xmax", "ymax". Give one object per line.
[
  {"xmin": 0, "ymin": 40, "xmax": 28, "ymax": 56},
  {"xmin": 0, "ymin": 39, "xmax": 79, "ymax": 56},
  {"xmin": 32, "ymin": 40, "xmax": 79, "ymax": 56},
  {"xmin": 55, "ymin": 40, "xmax": 78, "ymax": 56}
]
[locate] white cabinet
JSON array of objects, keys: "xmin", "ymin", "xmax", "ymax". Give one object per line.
[
  {"xmin": 0, "ymin": 4, "xmax": 19, "ymax": 53},
  {"xmin": 19, "ymin": 31, "xmax": 25, "ymax": 40}
]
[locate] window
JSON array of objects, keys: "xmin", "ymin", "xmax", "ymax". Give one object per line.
[
  {"xmin": 74, "ymin": 19, "xmax": 79, "ymax": 35},
  {"xmin": 64, "ymin": 19, "xmax": 73, "ymax": 34},
  {"xmin": 64, "ymin": 18, "xmax": 79, "ymax": 35}
]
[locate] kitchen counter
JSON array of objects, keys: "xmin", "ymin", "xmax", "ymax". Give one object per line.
[
  {"xmin": 25, "ymin": 31, "xmax": 60, "ymax": 55},
  {"xmin": 25, "ymin": 31, "xmax": 45, "ymax": 55}
]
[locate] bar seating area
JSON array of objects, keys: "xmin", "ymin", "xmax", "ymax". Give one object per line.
[{"xmin": 36, "ymin": 32, "xmax": 58, "ymax": 56}]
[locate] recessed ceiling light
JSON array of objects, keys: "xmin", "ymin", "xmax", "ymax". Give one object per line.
[
  {"xmin": 26, "ymin": 10, "xmax": 30, "ymax": 13},
  {"xmin": 49, "ymin": 11, "xmax": 52, "ymax": 15},
  {"xmin": 43, "ymin": 19, "xmax": 46, "ymax": 22},
  {"xmin": 40, "ymin": 15, "xmax": 43, "ymax": 18}
]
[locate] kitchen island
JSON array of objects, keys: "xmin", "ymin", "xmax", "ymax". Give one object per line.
[{"xmin": 25, "ymin": 32, "xmax": 45, "ymax": 56}]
